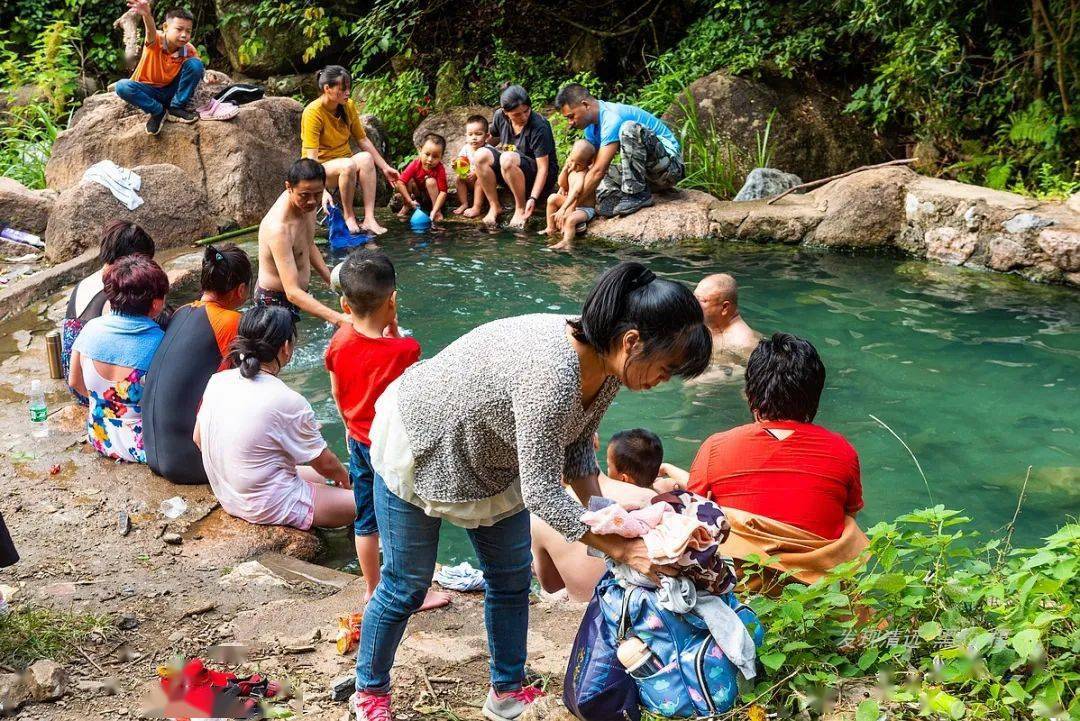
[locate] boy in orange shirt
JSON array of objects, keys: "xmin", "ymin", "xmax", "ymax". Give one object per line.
[{"xmin": 115, "ymin": 0, "xmax": 205, "ymax": 135}]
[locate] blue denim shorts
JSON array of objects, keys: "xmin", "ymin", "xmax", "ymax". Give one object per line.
[{"xmin": 348, "ymin": 437, "xmax": 379, "ymax": 537}]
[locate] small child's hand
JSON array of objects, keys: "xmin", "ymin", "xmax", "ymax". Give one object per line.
[{"xmin": 433, "ymin": 210, "xmax": 443, "ymax": 222}]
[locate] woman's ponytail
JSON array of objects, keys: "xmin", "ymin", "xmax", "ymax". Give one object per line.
[
  {"xmin": 569, "ymin": 261, "xmax": 711, "ymax": 379},
  {"xmin": 201, "ymin": 242, "xmax": 252, "ymax": 295},
  {"xmin": 228, "ymin": 306, "xmax": 296, "ymax": 379}
]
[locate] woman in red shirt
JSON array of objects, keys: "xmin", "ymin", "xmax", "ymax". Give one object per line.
[{"xmin": 688, "ymin": 333, "xmax": 863, "ymax": 541}]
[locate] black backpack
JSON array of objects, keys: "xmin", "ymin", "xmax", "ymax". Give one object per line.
[{"xmin": 213, "ymin": 83, "xmax": 264, "ymax": 105}]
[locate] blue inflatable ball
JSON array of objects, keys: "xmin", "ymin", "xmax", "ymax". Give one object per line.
[{"xmin": 410, "ymin": 207, "xmax": 432, "ymax": 229}]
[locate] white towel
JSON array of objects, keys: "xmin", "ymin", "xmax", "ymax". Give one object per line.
[{"xmin": 82, "ymin": 160, "xmax": 143, "ymax": 211}]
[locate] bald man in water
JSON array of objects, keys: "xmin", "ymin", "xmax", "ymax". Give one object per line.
[{"xmin": 695, "ymin": 274, "xmax": 761, "ymax": 366}]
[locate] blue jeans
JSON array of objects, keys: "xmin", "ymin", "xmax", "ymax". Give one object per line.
[
  {"xmin": 348, "ymin": 438, "xmax": 378, "ymax": 537},
  {"xmin": 355, "ymin": 474, "xmax": 532, "ymax": 693},
  {"xmin": 115, "ymin": 58, "xmax": 205, "ymax": 116}
]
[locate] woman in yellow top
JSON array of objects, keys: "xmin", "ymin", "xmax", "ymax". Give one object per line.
[{"xmin": 301, "ymin": 66, "xmax": 399, "ymax": 236}]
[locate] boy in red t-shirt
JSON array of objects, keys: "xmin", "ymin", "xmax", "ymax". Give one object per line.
[
  {"xmin": 325, "ymin": 250, "xmax": 442, "ymax": 606},
  {"xmin": 394, "ymin": 133, "xmax": 449, "ymax": 222}
]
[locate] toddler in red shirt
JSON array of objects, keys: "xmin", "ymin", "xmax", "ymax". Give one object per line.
[
  {"xmin": 394, "ymin": 133, "xmax": 449, "ymax": 222},
  {"xmin": 324, "ymin": 249, "xmax": 426, "ymax": 602}
]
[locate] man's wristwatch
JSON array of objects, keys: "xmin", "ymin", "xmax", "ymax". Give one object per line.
[{"xmin": 528, "ymin": 195, "xmax": 538, "ymax": 203}]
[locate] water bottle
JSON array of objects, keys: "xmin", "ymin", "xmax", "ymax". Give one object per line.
[{"xmin": 29, "ymin": 379, "xmax": 48, "ymax": 438}]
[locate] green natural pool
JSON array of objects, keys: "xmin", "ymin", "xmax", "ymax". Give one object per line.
[{"xmin": 255, "ymin": 223, "xmax": 1079, "ymax": 569}]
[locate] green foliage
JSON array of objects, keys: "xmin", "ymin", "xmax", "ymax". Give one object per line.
[
  {"xmin": 467, "ymin": 39, "xmax": 567, "ymax": 108},
  {"xmin": 0, "ymin": 105, "xmax": 62, "ymax": 189},
  {"xmin": 0, "ymin": 18, "xmax": 79, "ymax": 189},
  {"xmin": 352, "ymin": 69, "xmax": 429, "ymax": 165},
  {"xmin": 674, "ymin": 93, "xmax": 776, "ymax": 199},
  {"xmin": 635, "ymin": 0, "xmax": 1077, "ymax": 197},
  {"xmin": 742, "ymin": 508, "xmax": 1079, "ymax": 719},
  {"xmin": 224, "ymin": 2, "xmax": 347, "ymax": 67}
]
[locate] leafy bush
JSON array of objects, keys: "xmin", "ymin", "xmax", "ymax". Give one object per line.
[
  {"xmin": 744, "ymin": 508, "xmax": 1078, "ymax": 719},
  {"xmin": 352, "ymin": 69, "xmax": 429, "ymax": 166},
  {"xmin": 674, "ymin": 93, "xmax": 776, "ymax": 199},
  {"xmin": 0, "ymin": 19, "xmax": 79, "ymax": 189}
]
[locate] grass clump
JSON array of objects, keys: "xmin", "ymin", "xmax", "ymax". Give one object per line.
[{"xmin": 0, "ymin": 603, "xmax": 115, "ymax": 668}]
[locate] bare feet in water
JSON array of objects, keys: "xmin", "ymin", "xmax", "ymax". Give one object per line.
[
  {"xmin": 463, "ymin": 207, "xmax": 482, "ymax": 218},
  {"xmin": 345, "ymin": 216, "xmax": 363, "ymax": 235},
  {"xmin": 508, "ymin": 211, "xmax": 526, "ymax": 229},
  {"xmin": 361, "ymin": 218, "xmax": 388, "ymax": 235},
  {"xmin": 482, "ymin": 210, "xmax": 499, "ymax": 227},
  {"xmin": 549, "ymin": 239, "xmax": 571, "ymax": 251}
]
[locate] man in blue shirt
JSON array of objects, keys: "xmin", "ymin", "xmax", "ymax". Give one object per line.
[{"xmin": 555, "ymin": 83, "xmax": 684, "ymax": 218}]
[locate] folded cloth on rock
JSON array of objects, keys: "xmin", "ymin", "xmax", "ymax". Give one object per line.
[
  {"xmin": 580, "ymin": 501, "xmax": 669, "ymax": 538},
  {"xmin": 719, "ymin": 507, "xmax": 870, "ymax": 595},
  {"xmin": 196, "ymin": 98, "xmax": 240, "ymax": 121},
  {"xmin": 433, "ymin": 561, "xmax": 485, "ymax": 591},
  {"xmin": 82, "ymin": 160, "xmax": 143, "ymax": 211},
  {"xmin": 611, "ymin": 564, "xmax": 757, "ymax": 679}
]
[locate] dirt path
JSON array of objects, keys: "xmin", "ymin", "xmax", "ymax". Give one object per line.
[{"xmin": 0, "ymin": 256, "xmax": 584, "ymax": 720}]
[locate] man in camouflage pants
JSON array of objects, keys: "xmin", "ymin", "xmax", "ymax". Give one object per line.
[{"xmin": 555, "ymin": 83, "xmax": 685, "ymax": 218}]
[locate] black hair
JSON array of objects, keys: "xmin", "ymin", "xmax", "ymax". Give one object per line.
[
  {"xmin": 103, "ymin": 255, "xmax": 169, "ymax": 316},
  {"xmin": 569, "ymin": 261, "xmax": 711, "ymax": 379},
  {"xmin": 100, "ymin": 220, "xmax": 155, "ymax": 265},
  {"xmin": 164, "ymin": 7, "xmax": 194, "ymax": 22},
  {"xmin": 338, "ymin": 248, "xmax": 396, "ymax": 315},
  {"xmin": 500, "ymin": 85, "xmax": 530, "ymax": 111},
  {"xmin": 609, "ymin": 429, "xmax": 663, "ymax": 487},
  {"xmin": 229, "ymin": 306, "xmax": 297, "ymax": 379},
  {"xmin": 555, "ymin": 83, "xmax": 593, "ymax": 109},
  {"xmin": 420, "ymin": 133, "xmax": 446, "ymax": 151},
  {"xmin": 317, "ymin": 65, "xmax": 351, "ymax": 91},
  {"xmin": 201, "ymin": 243, "xmax": 252, "ymax": 295},
  {"xmin": 287, "ymin": 158, "xmax": 326, "ymax": 186},
  {"xmin": 745, "ymin": 332, "xmax": 826, "ymax": 423},
  {"xmin": 465, "ymin": 114, "xmax": 489, "ymax": 132}
]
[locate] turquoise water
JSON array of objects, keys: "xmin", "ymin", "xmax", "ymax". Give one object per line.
[{"xmin": 264, "ymin": 224, "xmax": 1080, "ymax": 568}]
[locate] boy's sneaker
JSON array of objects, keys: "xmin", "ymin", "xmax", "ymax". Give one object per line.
[
  {"xmin": 613, "ymin": 189, "xmax": 654, "ymax": 216},
  {"xmin": 146, "ymin": 112, "xmax": 166, "ymax": 135},
  {"xmin": 482, "ymin": 686, "xmax": 545, "ymax": 721},
  {"xmin": 166, "ymin": 105, "xmax": 198, "ymax": 123},
  {"xmin": 353, "ymin": 691, "xmax": 391, "ymax": 721}
]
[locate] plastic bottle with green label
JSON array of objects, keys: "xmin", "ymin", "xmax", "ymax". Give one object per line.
[{"xmin": 29, "ymin": 379, "xmax": 48, "ymax": 438}]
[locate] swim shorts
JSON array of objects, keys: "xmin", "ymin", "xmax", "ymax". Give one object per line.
[{"xmin": 253, "ymin": 286, "xmax": 301, "ymax": 322}]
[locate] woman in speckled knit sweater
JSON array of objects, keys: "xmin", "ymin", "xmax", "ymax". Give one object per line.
[{"xmin": 351, "ymin": 261, "xmax": 712, "ymax": 721}]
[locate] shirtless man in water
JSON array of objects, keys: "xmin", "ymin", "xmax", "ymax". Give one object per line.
[
  {"xmin": 690, "ymin": 274, "xmax": 761, "ymax": 383},
  {"xmin": 256, "ymin": 159, "xmax": 348, "ymax": 326}
]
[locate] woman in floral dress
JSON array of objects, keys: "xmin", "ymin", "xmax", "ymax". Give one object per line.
[{"xmin": 68, "ymin": 255, "xmax": 169, "ymax": 463}]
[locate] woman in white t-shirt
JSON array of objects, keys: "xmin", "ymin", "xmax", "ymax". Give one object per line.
[{"xmin": 194, "ymin": 306, "xmax": 356, "ymax": 530}]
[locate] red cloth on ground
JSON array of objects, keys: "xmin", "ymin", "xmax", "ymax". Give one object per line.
[
  {"xmin": 324, "ymin": 325, "xmax": 421, "ymax": 446},
  {"xmin": 687, "ymin": 421, "xmax": 862, "ymax": 541},
  {"xmin": 400, "ymin": 158, "xmax": 448, "ymax": 193}
]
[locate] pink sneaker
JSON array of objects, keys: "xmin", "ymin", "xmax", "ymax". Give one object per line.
[
  {"xmin": 482, "ymin": 685, "xmax": 545, "ymax": 721},
  {"xmin": 354, "ymin": 690, "xmax": 391, "ymax": 721}
]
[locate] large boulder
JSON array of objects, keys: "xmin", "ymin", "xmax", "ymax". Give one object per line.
[
  {"xmin": 665, "ymin": 71, "xmax": 893, "ymax": 181},
  {"xmin": 588, "ymin": 190, "xmax": 725, "ymax": 246},
  {"xmin": 47, "ymin": 82, "xmax": 303, "ymax": 230},
  {"xmin": 809, "ymin": 166, "xmax": 915, "ymax": 247},
  {"xmin": 0, "ymin": 177, "xmax": 57, "ymax": 236},
  {"xmin": 44, "ymin": 163, "xmax": 215, "ymax": 263}
]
